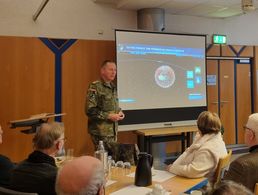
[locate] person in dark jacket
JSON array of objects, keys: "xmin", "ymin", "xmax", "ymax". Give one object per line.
[
  {"xmin": 224, "ymin": 113, "xmax": 258, "ymax": 191},
  {"xmin": 0, "ymin": 125, "xmax": 15, "ymax": 187},
  {"xmin": 10, "ymin": 122, "xmax": 65, "ymax": 195}
]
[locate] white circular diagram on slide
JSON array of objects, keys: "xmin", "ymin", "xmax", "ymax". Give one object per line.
[{"xmin": 155, "ymin": 65, "xmax": 176, "ymax": 88}]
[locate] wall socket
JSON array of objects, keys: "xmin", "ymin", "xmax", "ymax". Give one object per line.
[{"xmin": 97, "ymin": 29, "xmax": 104, "ymax": 35}]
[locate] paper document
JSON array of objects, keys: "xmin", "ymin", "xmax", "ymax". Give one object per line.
[
  {"xmin": 110, "ymin": 185, "xmax": 152, "ymax": 195},
  {"xmin": 127, "ymin": 169, "xmax": 175, "ymax": 183}
]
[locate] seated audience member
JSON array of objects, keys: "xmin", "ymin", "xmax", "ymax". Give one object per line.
[
  {"xmin": 0, "ymin": 125, "xmax": 15, "ymax": 187},
  {"xmin": 224, "ymin": 113, "xmax": 258, "ymax": 191},
  {"xmin": 210, "ymin": 180, "xmax": 254, "ymax": 195},
  {"xmin": 10, "ymin": 122, "xmax": 65, "ymax": 195},
  {"xmin": 55, "ymin": 156, "xmax": 105, "ymax": 195},
  {"xmin": 167, "ymin": 111, "xmax": 227, "ymax": 182}
]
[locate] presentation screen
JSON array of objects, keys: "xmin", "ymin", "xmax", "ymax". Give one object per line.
[{"xmin": 116, "ymin": 30, "xmax": 207, "ymax": 131}]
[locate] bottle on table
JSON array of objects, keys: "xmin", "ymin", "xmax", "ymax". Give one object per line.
[{"xmin": 95, "ymin": 140, "xmax": 108, "ymax": 172}]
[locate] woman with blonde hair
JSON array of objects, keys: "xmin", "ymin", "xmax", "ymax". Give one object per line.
[{"xmin": 167, "ymin": 111, "xmax": 227, "ymax": 183}]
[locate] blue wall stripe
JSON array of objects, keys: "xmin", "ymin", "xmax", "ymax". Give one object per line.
[
  {"xmin": 206, "ymin": 44, "xmax": 213, "ymax": 52},
  {"xmin": 39, "ymin": 37, "xmax": 77, "ymax": 121},
  {"xmin": 237, "ymin": 46, "xmax": 246, "ymax": 56},
  {"xmin": 60, "ymin": 39, "xmax": 77, "ymax": 53},
  {"xmin": 55, "ymin": 53, "xmax": 62, "ymax": 121},
  {"xmin": 228, "ymin": 45, "xmax": 238, "ymax": 56},
  {"xmin": 39, "ymin": 37, "xmax": 59, "ymax": 53}
]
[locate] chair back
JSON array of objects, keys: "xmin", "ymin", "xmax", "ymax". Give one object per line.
[
  {"xmin": 213, "ymin": 149, "xmax": 232, "ymax": 186},
  {"xmin": 0, "ymin": 187, "xmax": 38, "ymax": 195},
  {"xmin": 255, "ymin": 183, "xmax": 258, "ymax": 195},
  {"xmin": 112, "ymin": 143, "xmax": 140, "ymax": 165}
]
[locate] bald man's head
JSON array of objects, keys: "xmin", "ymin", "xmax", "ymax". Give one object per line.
[{"xmin": 56, "ymin": 156, "xmax": 105, "ymax": 195}]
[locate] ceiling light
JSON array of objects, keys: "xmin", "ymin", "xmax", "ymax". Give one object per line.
[{"xmin": 242, "ymin": 0, "xmax": 256, "ymax": 12}]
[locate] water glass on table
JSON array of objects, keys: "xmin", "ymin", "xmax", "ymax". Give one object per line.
[{"xmin": 66, "ymin": 148, "xmax": 74, "ymax": 160}]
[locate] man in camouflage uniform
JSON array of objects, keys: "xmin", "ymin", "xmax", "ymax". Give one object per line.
[{"xmin": 85, "ymin": 60, "xmax": 125, "ymax": 155}]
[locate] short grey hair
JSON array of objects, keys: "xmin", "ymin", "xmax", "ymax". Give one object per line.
[
  {"xmin": 33, "ymin": 122, "xmax": 64, "ymax": 150},
  {"xmin": 210, "ymin": 180, "xmax": 253, "ymax": 195},
  {"xmin": 56, "ymin": 164, "xmax": 105, "ymax": 195}
]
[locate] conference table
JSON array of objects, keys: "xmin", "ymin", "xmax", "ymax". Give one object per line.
[
  {"xmin": 136, "ymin": 125, "xmax": 199, "ymax": 155},
  {"xmin": 105, "ymin": 167, "xmax": 208, "ymax": 195}
]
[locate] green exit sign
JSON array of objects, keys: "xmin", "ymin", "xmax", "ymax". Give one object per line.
[{"xmin": 213, "ymin": 34, "xmax": 227, "ymax": 44}]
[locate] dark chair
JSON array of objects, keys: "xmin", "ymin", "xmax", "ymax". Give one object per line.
[
  {"xmin": 112, "ymin": 143, "xmax": 140, "ymax": 165},
  {"xmin": 0, "ymin": 187, "xmax": 38, "ymax": 195}
]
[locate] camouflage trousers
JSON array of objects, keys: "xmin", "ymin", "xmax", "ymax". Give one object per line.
[{"xmin": 90, "ymin": 134, "xmax": 117, "ymax": 156}]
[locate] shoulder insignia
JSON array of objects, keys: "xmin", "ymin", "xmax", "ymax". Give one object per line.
[
  {"xmin": 89, "ymin": 89, "xmax": 97, "ymax": 93},
  {"xmin": 92, "ymin": 80, "xmax": 100, "ymax": 84}
]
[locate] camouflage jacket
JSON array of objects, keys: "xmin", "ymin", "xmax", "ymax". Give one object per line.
[{"xmin": 85, "ymin": 80, "xmax": 120, "ymax": 136}]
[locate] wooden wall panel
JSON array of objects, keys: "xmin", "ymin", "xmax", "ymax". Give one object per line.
[
  {"xmin": 207, "ymin": 44, "xmax": 220, "ymax": 56},
  {"xmin": 231, "ymin": 45, "xmax": 242, "ymax": 54},
  {"xmin": 219, "ymin": 60, "xmax": 236, "ymax": 144},
  {"xmin": 0, "ymin": 36, "xmax": 55, "ymax": 162},
  {"xmin": 238, "ymin": 46, "xmax": 254, "ymax": 57},
  {"xmin": 221, "ymin": 45, "xmax": 236, "ymax": 57},
  {"xmin": 207, "ymin": 60, "xmax": 219, "ymax": 114},
  {"xmin": 236, "ymin": 64, "xmax": 251, "ymax": 144}
]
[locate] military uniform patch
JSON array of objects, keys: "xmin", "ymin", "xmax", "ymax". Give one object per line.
[{"xmin": 88, "ymin": 88, "xmax": 97, "ymax": 99}]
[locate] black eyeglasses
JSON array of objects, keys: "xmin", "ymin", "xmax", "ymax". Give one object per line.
[{"xmin": 243, "ymin": 126, "xmax": 254, "ymax": 133}]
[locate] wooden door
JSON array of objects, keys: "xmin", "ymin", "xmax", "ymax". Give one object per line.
[
  {"xmin": 207, "ymin": 59, "xmax": 252, "ymax": 145},
  {"xmin": 236, "ymin": 63, "xmax": 252, "ymax": 144},
  {"xmin": 207, "ymin": 60, "xmax": 219, "ymax": 113},
  {"xmin": 219, "ymin": 60, "xmax": 235, "ymax": 144}
]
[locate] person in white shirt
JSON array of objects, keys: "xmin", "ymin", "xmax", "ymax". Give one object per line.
[{"xmin": 167, "ymin": 111, "xmax": 227, "ymax": 183}]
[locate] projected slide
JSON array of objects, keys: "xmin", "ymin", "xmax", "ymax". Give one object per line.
[
  {"xmin": 116, "ymin": 30, "xmax": 207, "ymax": 131},
  {"xmin": 116, "ymin": 31, "xmax": 206, "ymax": 111}
]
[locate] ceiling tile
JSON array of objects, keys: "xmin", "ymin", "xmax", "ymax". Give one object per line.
[{"xmin": 93, "ymin": 0, "xmax": 258, "ymax": 18}]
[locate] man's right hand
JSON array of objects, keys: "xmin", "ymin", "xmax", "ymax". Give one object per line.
[{"xmin": 107, "ymin": 113, "xmax": 124, "ymax": 122}]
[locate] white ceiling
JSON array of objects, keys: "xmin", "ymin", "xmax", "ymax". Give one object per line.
[{"xmin": 93, "ymin": 0, "xmax": 258, "ymax": 18}]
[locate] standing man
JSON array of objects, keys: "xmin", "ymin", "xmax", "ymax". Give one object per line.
[
  {"xmin": 85, "ymin": 60, "xmax": 124, "ymax": 155},
  {"xmin": 224, "ymin": 113, "xmax": 258, "ymax": 191}
]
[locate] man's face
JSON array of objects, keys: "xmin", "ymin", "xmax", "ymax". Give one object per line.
[
  {"xmin": 57, "ymin": 133, "xmax": 66, "ymax": 155},
  {"xmin": 244, "ymin": 126, "xmax": 255, "ymax": 146},
  {"xmin": 101, "ymin": 62, "xmax": 117, "ymax": 82}
]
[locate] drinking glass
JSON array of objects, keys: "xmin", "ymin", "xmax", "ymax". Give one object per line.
[
  {"xmin": 115, "ymin": 161, "xmax": 124, "ymax": 168},
  {"xmin": 123, "ymin": 162, "xmax": 131, "ymax": 169},
  {"xmin": 66, "ymin": 148, "xmax": 74, "ymax": 160}
]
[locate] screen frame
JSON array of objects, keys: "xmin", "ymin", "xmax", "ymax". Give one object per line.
[{"xmin": 115, "ymin": 29, "xmax": 207, "ymax": 131}]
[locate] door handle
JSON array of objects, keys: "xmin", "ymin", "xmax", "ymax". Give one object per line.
[
  {"xmin": 211, "ymin": 102, "xmax": 219, "ymax": 104},
  {"xmin": 221, "ymin": 100, "xmax": 229, "ymax": 104}
]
